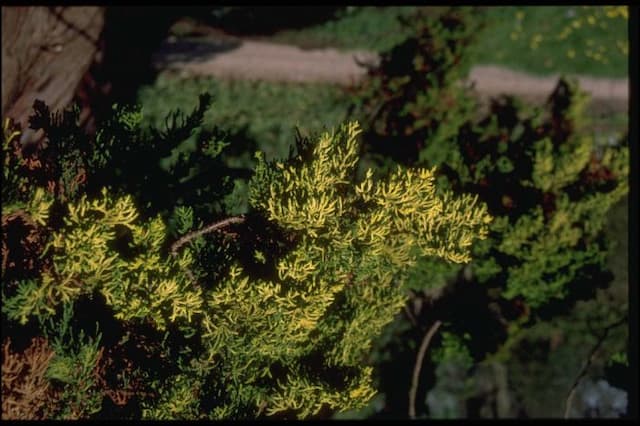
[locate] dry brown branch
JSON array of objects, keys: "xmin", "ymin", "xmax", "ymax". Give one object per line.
[
  {"xmin": 170, "ymin": 216, "xmax": 246, "ymax": 286},
  {"xmin": 1, "ymin": 337, "xmax": 57, "ymax": 420},
  {"xmin": 408, "ymin": 320, "xmax": 442, "ymax": 419},
  {"xmin": 170, "ymin": 215, "xmax": 246, "ymax": 257},
  {"xmin": 403, "ymin": 305, "xmax": 418, "ymax": 328},
  {"xmin": 563, "ymin": 315, "xmax": 628, "ymax": 418}
]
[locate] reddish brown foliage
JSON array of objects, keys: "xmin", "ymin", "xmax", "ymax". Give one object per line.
[{"xmin": 1, "ymin": 338, "xmax": 59, "ymax": 420}]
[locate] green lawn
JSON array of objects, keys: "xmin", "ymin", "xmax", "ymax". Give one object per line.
[
  {"xmin": 267, "ymin": 6, "xmax": 420, "ymax": 52},
  {"xmin": 471, "ymin": 6, "xmax": 628, "ymax": 78},
  {"xmin": 226, "ymin": 6, "xmax": 628, "ymax": 78}
]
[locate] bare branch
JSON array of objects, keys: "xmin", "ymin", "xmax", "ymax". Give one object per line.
[
  {"xmin": 563, "ymin": 314, "xmax": 628, "ymax": 418},
  {"xmin": 409, "ymin": 320, "xmax": 442, "ymax": 419},
  {"xmin": 404, "ymin": 305, "xmax": 418, "ymax": 328},
  {"xmin": 170, "ymin": 215, "xmax": 246, "ymax": 257}
]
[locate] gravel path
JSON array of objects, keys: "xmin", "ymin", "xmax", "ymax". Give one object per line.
[{"xmin": 152, "ymin": 37, "xmax": 628, "ymax": 109}]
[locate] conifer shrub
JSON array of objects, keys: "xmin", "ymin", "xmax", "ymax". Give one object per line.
[
  {"xmin": 350, "ymin": 6, "xmax": 627, "ymax": 310},
  {"xmin": 348, "ymin": 6, "xmax": 481, "ymax": 167},
  {"xmin": 442, "ymin": 79, "xmax": 628, "ymax": 310},
  {"xmin": 2, "ymin": 97, "xmax": 492, "ymax": 419}
]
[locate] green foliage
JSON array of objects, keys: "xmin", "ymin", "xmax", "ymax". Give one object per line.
[
  {"xmin": 337, "ymin": 7, "xmax": 628, "ymax": 416},
  {"xmin": 2, "ymin": 187, "xmax": 54, "ymax": 229},
  {"xmin": 138, "ymin": 77, "xmax": 352, "ymax": 164},
  {"xmin": 3, "ymin": 188, "xmax": 202, "ymax": 331},
  {"xmin": 41, "ymin": 304, "xmax": 105, "ymax": 419},
  {"xmin": 3, "ymin": 91, "xmax": 491, "ymax": 419},
  {"xmin": 499, "ymin": 288, "xmax": 627, "ymax": 417},
  {"xmin": 2, "ymin": 117, "xmax": 55, "ymax": 230},
  {"xmin": 25, "ymin": 100, "xmax": 89, "ymax": 202},
  {"xmin": 269, "ymin": 6, "xmax": 420, "ymax": 52},
  {"xmin": 196, "ymin": 121, "xmax": 490, "ymax": 418},
  {"xmin": 432, "ymin": 331, "xmax": 473, "ymax": 369},
  {"xmin": 2, "ymin": 118, "xmax": 32, "ymax": 205},
  {"xmin": 141, "ymin": 374, "xmax": 203, "ymax": 420},
  {"xmin": 89, "ymin": 93, "xmax": 235, "ymax": 220},
  {"xmin": 445, "ymin": 78, "xmax": 628, "ymax": 308}
]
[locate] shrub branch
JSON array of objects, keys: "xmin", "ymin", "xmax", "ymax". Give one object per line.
[
  {"xmin": 170, "ymin": 215, "xmax": 246, "ymax": 257},
  {"xmin": 563, "ymin": 314, "xmax": 628, "ymax": 418},
  {"xmin": 409, "ymin": 320, "xmax": 442, "ymax": 419}
]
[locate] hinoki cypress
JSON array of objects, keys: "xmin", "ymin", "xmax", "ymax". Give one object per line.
[{"xmin": 3, "ymin": 116, "xmax": 492, "ymax": 419}]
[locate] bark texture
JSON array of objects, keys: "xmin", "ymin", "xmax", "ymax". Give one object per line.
[{"xmin": 2, "ymin": 7, "xmax": 104, "ymax": 139}]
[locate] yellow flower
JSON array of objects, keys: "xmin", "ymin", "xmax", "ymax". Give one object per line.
[
  {"xmin": 510, "ymin": 32, "xmax": 519, "ymax": 41},
  {"xmin": 567, "ymin": 49, "xmax": 576, "ymax": 59},
  {"xmin": 604, "ymin": 6, "xmax": 626, "ymax": 19},
  {"xmin": 617, "ymin": 41, "xmax": 628, "ymax": 56},
  {"xmin": 620, "ymin": 7, "xmax": 628, "ymax": 19},
  {"xmin": 587, "ymin": 15, "xmax": 596, "ymax": 25},
  {"xmin": 516, "ymin": 11, "xmax": 524, "ymax": 21}
]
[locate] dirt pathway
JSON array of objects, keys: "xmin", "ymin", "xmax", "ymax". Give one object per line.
[{"xmin": 152, "ymin": 37, "xmax": 628, "ymax": 110}]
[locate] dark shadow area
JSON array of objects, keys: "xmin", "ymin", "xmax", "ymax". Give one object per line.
[
  {"xmin": 151, "ymin": 37, "xmax": 243, "ymax": 69},
  {"xmin": 201, "ymin": 7, "xmax": 345, "ymax": 36},
  {"xmin": 101, "ymin": 7, "xmax": 177, "ymax": 95},
  {"xmin": 83, "ymin": 7, "xmax": 180, "ymax": 127}
]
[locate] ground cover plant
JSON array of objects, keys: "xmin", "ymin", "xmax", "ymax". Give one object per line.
[{"xmin": 266, "ymin": 6, "xmax": 421, "ymax": 52}]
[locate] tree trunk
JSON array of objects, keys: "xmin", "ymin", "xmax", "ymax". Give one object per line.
[{"xmin": 1, "ymin": 6, "xmax": 104, "ymax": 141}]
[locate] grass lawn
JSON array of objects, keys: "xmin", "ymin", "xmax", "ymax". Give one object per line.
[
  {"xmin": 471, "ymin": 6, "xmax": 628, "ymax": 78},
  {"xmin": 266, "ymin": 6, "xmax": 421, "ymax": 52},
  {"xmin": 215, "ymin": 6, "xmax": 628, "ymax": 78}
]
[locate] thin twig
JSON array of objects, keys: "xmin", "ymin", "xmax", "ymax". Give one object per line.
[
  {"xmin": 256, "ymin": 400, "xmax": 268, "ymax": 417},
  {"xmin": 170, "ymin": 215, "xmax": 246, "ymax": 257},
  {"xmin": 563, "ymin": 314, "xmax": 628, "ymax": 418},
  {"xmin": 409, "ymin": 320, "xmax": 442, "ymax": 419},
  {"xmin": 404, "ymin": 305, "xmax": 418, "ymax": 328}
]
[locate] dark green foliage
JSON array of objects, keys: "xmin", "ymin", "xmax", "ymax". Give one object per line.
[
  {"xmin": 88, "ymin": 93, "xmax": 236, "ymax": 222},
  {"xmin": 2, "ymin": 97, "xmax": 234, "ymax": 420},
  {"xmin": 442, "ymin": 79, "xmax": 628, "ymax": 309},
  {"xmin": 3, "ymin": 118, "xmax": 40, "ymax": 206},
  {"xmin": 40, "ymin": 304, "xmax": 104, "ymax": 419},
  {"xmin": 26, "ymin": 100, "xmax": 89, "ymax": 202},
  {"xmin": 349, "ymin": 7, "xmax": 481, "ymax": 167}
]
